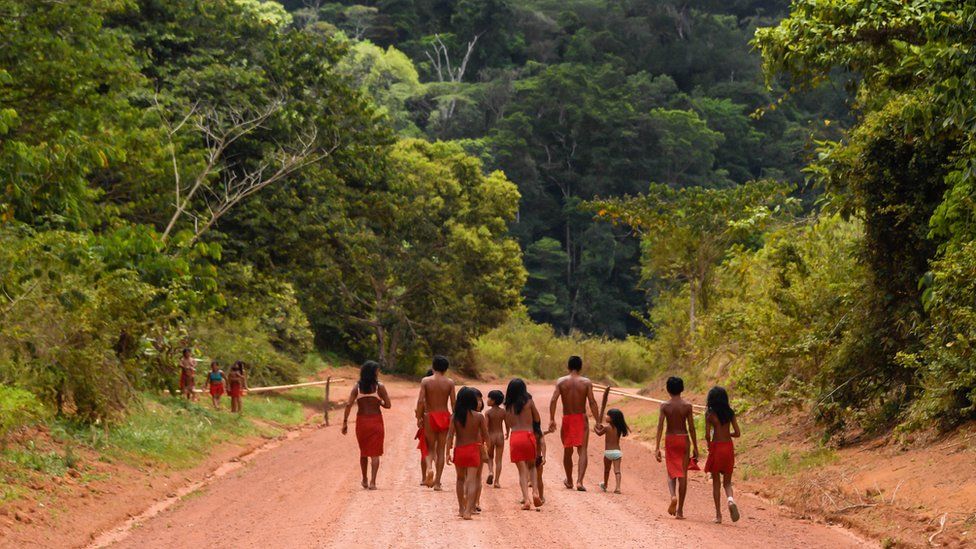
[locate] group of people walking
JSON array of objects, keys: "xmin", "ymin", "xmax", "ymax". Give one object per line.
[{"xmin": 341, "ymin": 354, "xmax": 744, "ymax": 524}]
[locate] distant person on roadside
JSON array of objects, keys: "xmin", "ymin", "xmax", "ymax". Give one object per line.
[
  {"xmin": 227, "ymin": 361, "xmax": 247, "ymax": 414},
  {"xmin": 415, "ymin": 368, "xmax": 434, "ymax": 485},
  {"xmin": 548, "ymin": 355, "xmax": 602, "ymax": 491},
  {"xmin": 505, "ymin": 378, "xmax": 544, "ymax": 510},
  {"xmin": 205, "ymin": 361, "xmax": 225, "ymax": 409},
  {"xmin": 595, "ymin": 408, "xmax": 629, "ymax": 494},
  {"xmin": 655, "ymin": 376, "xmax": 699, "ymax": 519},
  {"xmin": 485, "ymin": 389, "xmax": 507, "ymax": 488},
  {"xmin": 446, "ymin": 387, "xmax": 489, "ymax": 520},
  {"xmin": 705, "ymin": 386, "xmax": 741, "ymax": 523},
  {"xmin": 342, "ymin": 360, "xmax": 392, "ymax": 490},
  {"xmin": 417, "ymin": 356, "xmax": 456, "ymax": 490},
  {"xmin": 179, "ymin": 348, "xmax": 196, "ymax": 401}
]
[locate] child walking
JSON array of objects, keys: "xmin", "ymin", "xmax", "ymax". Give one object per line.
[
  {"xmin": 705, "ymin": 386, "xmax": 741, "ymax": 523},
  {"xmin": 484, "ymin": 390, "xmax": 506, "ymax": 488},
  {"xmin": 205, "ymin": 361, "xmax": 225, "ymax": 409},
  {"xmin": 227, "ymin": 361, "xmax": 247, "ymax": 413},
  {"xmin": 595, "ymin": 408, "xmax": 629, "ymax": 493}
]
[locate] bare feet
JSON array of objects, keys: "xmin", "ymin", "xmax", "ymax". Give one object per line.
[{"xmin": 668, "ymin": 497, "xmax": 677, "ymax": 516}]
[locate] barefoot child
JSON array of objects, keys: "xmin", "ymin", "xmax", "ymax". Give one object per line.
[
  {"xmin": 503, "ymin": 378, "xmax": 544, "ymax": 511},
  {"xmin": 596, "ymin": 408, "xmax": 629, "ymax": 493},
  {"xmin": 705, "ymin": 386, "xmax": 741, "ymax": 523},
  {"xmin": 227, "ymin": 361, "xmax": 247, "ymax": 413},
  {"xmin": 655, "ymin": 376, "xmax": 699, "ymax": 519},
  {"xmin": 446, "ymin": 387, "xmax": 488, "ymax": 520},
  {"xmin": 205, "ymin": 361, "xmax": 225, "ymax": 409},
  {"xmin": 179, "ymin": 349, "xmax": 196, "ymax": 400},
  {"xmin": 485, "ymin": 390, "xmax": 506, "ymax": 488}
]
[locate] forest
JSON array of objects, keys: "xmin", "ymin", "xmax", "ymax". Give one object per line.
[{"xmin": 2, "ymin": 0, "xmax": 976, "ymax": 440}]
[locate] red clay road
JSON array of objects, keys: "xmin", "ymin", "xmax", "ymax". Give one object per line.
[{"xmin": 99, "ymin": 382, "xmax": 869, "ymax": 548}]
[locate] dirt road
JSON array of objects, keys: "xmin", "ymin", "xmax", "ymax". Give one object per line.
[{"xmin": 97, "ymin": 382, "xmax": 868, "ymax": 549}]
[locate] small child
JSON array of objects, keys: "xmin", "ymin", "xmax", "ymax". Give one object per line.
[
  {"xmin": 205, "ymin": 361, "xmax": 225, "ymax": 409},
  {"xmin": 179, "ymin": 348, "xmax": 196, "ymax": 401},
  {"xmin": 655, "ymin": 376, "xmax": 699, "ymax": 519},
  {"xmin": 705, "ymin": 386, "xmax": 741, "ymax": 523},
  {"xmin": 227, "ymin": 361, "xmax": 247, "ymax": 413},
  {"xmin": 595, "ymin": 408, "xmax": 629, "ymax": 493},
  {"xmin": 484, "ymin": 390, "xmax": 506, "ymax": 488}
]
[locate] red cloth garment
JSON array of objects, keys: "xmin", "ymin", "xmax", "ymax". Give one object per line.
[
  {"xmin": 415, "ymin": 428, "xmax": 429, "ymax": 458},
  {"xmin": 560, "ymin": 413, "xmax": 586, "ymax": 448},
  {"xmin": 356, "ymin": 414, "xmax": 385, "ymax": 458},
  {"xmin": 704, "ymin": 441, "xmax": 735, "ymax": 475},
  {"xmin": 209, "ymin": 382, "xmax": 224, "ymax": 397},
  {"xmin": 665, "ymin": 434, "xmax": 689, "ymax": 479},
  {"xmin": 428, "ymin": 411, "xmax": 451, "ymax": 433},
  {"xmin": 228, "ymin": 381, "xmax": 243, "ymax": 398},
  {"xmin": 453, "ymin": 442, "xmax": 481, "ymax": 468},
  {"xmin": 509, "ymin": 430, "xmax": 537, "ymax": 463}
]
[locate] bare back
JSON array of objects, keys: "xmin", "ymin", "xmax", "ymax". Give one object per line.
[
  {"xmin": 420, "ymin": 373, "xmax": 455, "ymax": 412},
  {"xmin": 454, "ymin": 410, "xmax": 488, "ymax": 446},
  {"xmin": 554, "ymin": 374, "xmax": 593, "ymax": 415},
  {"xmin": 505, "ymin": 398, "xmax": 540, "ymax": 432},
  {"xmin": 661, "ymin": 399, "xmax": 694, "ymax": 435}
]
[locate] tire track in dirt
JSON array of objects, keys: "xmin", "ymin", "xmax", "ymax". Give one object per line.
[{"xmin": 102, "ymin": 382, "xmax": 870, "ymax": 549}]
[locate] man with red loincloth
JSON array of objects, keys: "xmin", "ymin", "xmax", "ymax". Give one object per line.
[
  {"xmin": 548, "ymin": 355, "xmax": 602, "ymax": 491},
  {"xmin": 416, "ymin": 356, "xmax": 456, "ymax": 490},
  {"xmin": 654, "ymin": 376, "xmax": 699, "ymax": 519}
]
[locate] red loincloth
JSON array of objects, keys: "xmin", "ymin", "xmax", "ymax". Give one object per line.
[
  {"xmin": 509, "ymin": 430, "xmax": 537, "ymax": 463},
  {"xmin": 356, "ymin": 414, "xmax": 385, "ymax": 458},
  {"xmin": 561, "ymin": 413, "xmax": 586, "ymax": 448},
  {"xmin": 453, "ymin": 442, "xmax": 481, "ymax": 468},
  {"xmin": 209, "ymin": 382, "xmax": 224, "ymax": 397},
  {"xmin": 415, "ymin": 428, "xmax": 429, "ymax": 458},
  {"xmin": 665, "ymin": 434, "xmax": 689, "ymax": 479},
  {"xmin": 704, "ymin": 441, "xmax": 735, "ymax": 475},
  {"xmin": 428, "ymin": 410, "xmax": 451, "ymax": 433}
]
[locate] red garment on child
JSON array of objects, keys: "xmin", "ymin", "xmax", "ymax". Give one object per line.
[
  {"xmin": 428, "ymin": 411, "xmax": 451, "ymax": 433},
  {"xmin": 560, "ymin": 413, "xmax": 586, "ymax": 448},
  {"xmin": 665, "ymin": 434, "xmax": 689, "ymax": 479},
  {"xmin": 509, "ymin": 430, "xmax": 537, "ymax": 463},
  {"xmin": 228, "ymin": 381, "xmax": 243, "ymax": 398},
  {"xmin": 209, "ymin": 382, "xmax": 224, "ymax": 397},
  {"xmin": 453, "ymin": 442, "xmax": 481, "ymax": 468},
  {"xmin": 704, "ymin": 441, "xmax": 735, "ymax": 475},
  {"xmin": 356, "ymin": 414, "xmax": 384, "ymax": 458},
  {"xmin": 415, "ymin": 428, "xmax": 429, "ymax": 458}
]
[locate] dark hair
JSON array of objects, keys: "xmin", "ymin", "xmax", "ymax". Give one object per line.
[
  {"xmin": 666, "ymin": 376, "xmax": 684, "ymax": 395},
  {"xmin": 568, "ymin": 355, "xmax": 583, "ymax": 371},
  {"xmin": 706, "ymin": 386, "xmax": 735, "ymax": 425},
  {"xmin": 454, "ymin": 387, "xmax": 477, "ymax": 427},
  {"xmin": 607, "ymin": 408, "xmax": 629, "ymax": 437},
  {"xmin": 504, "ymin": 378, "xmax": 531, "ymax": 415},
  {"xmin": 182, "ymin": 348, "xmax": 191, "ymax": 357},
  {"xmin": 432, "ymin": 355, "xmax": 449, "ymax": 373},
  {"xmin": 358, "ymin": 360, "xmax": 380, "ymax": 393},
  {"xmin": 487, "ymin": 390, "xmax": 504, "ymax": 406},
  {"xmin": 424, "ymin": 369, "xmax": 434, "ymax": 377}
]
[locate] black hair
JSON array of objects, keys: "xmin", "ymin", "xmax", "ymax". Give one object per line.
[
  {"xmin": 706, "ymin": 386, "xmax": 735, "ymax": 425},
  {"xmin": 504, "ymin": 378, "xmax": 531, "ymax": 415},
  {"xmin": 424, "ymin": 369, "xmax": 434, "ymax": 377},
  {"xmin": 607, "ymin": 408, "xmax": 629, "ymax": 437},
  {"xmin": 666, "ymin": 376, "xmax": 684, "ymax": 395},
  {"xmin": 358, "ymin": 360, "xmax": 380, "ymax": 394},
  {"xmin": 487, "ymin": 390, "xmax": 504, "ymax": 406},
  {"xmin": 568, "ymin": 355, "xmax": 583, "ymax": 371},
  {"xmin": 432, "ymin": 355, "xmax": 450, "ymax": 373},
  {"xmin": 182, "ymin": 348, "xmax": 191, "ymax": 357},
  {"xmin": 454, "ymin": 387, "xmax": 477, "ymax": 427}
]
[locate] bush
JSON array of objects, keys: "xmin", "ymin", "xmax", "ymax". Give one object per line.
[{"xmin": 474, "ymin": 312, "xmax": 654, "ymax": 383}]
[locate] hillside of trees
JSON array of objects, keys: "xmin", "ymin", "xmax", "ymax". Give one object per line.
[{"xmin": 3, "ymin": 0, "xmax": 976, "ymax": 437}]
